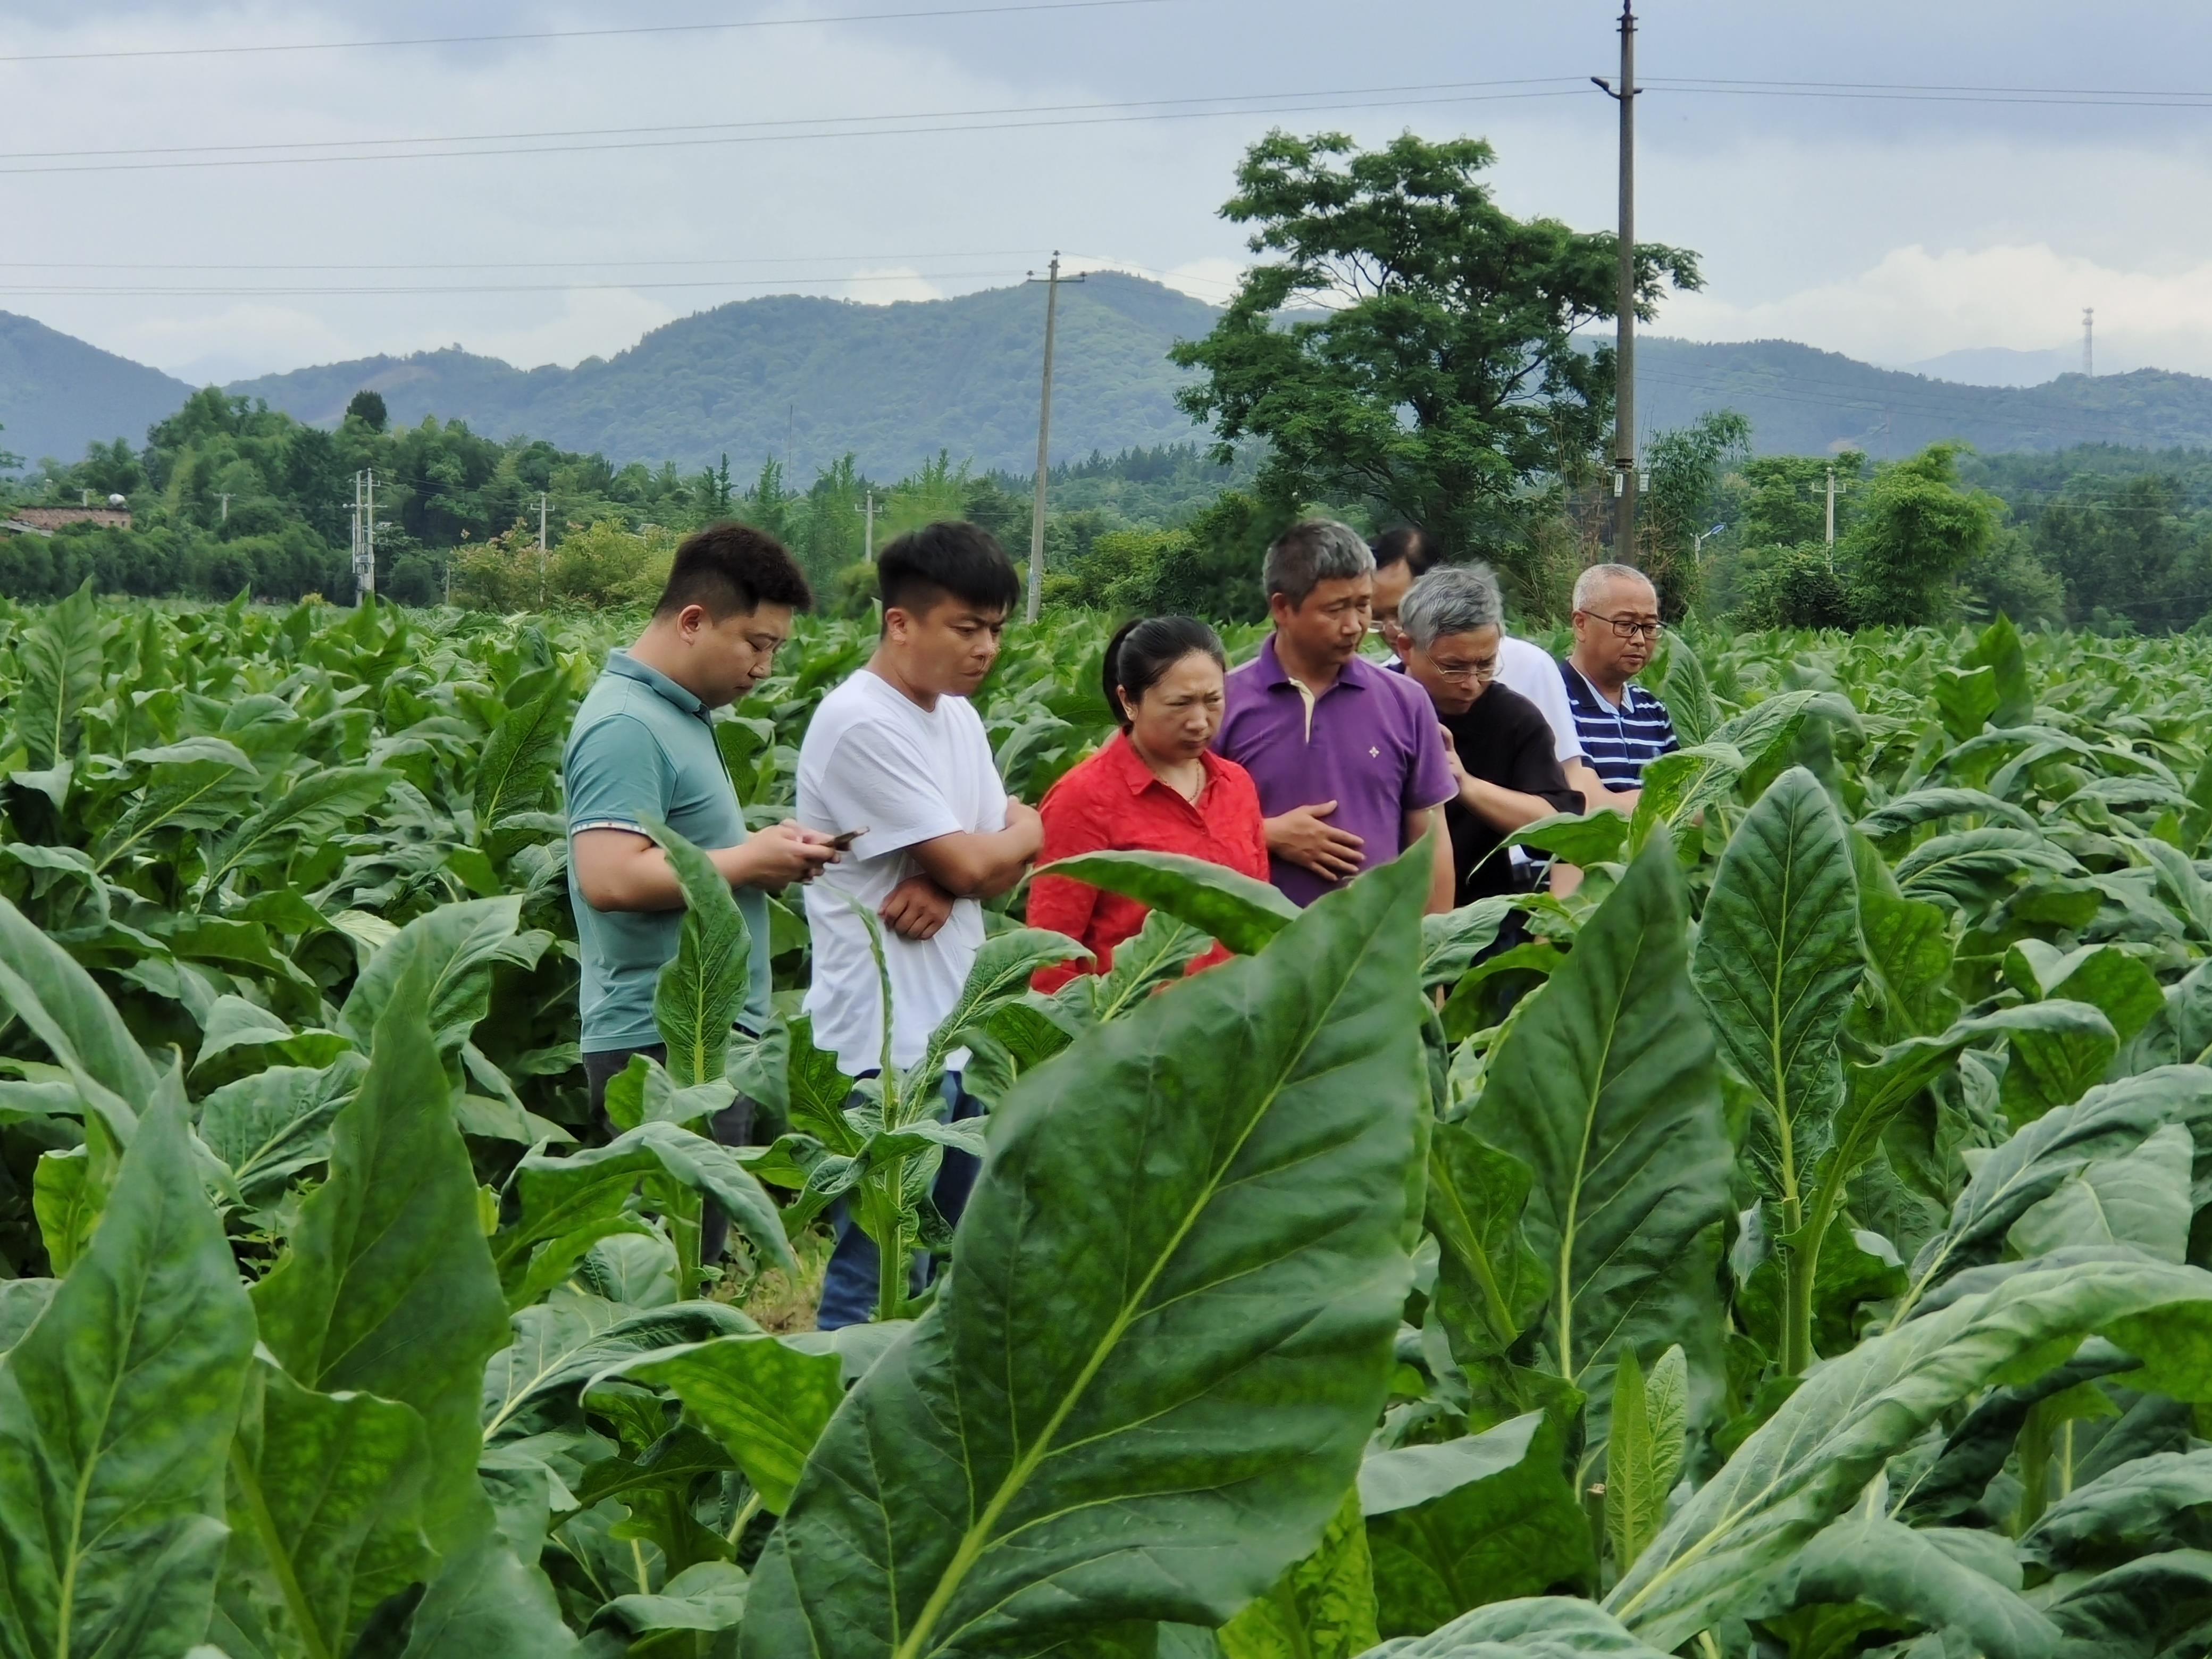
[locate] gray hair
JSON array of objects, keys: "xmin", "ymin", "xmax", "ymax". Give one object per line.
[
  {"xmin": 1264, "ymin": 518, "xmax": 1375, "ymax": 606},
  {"xmin": 1572, "ymin": 562, "xmax": 1657, "ymax": 612},
  {"xmin": 1400, "ymin": 564, "xmax": 1503, "ymax": 649}
]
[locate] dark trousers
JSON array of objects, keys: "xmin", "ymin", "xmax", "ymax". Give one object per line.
[
  {"xmin": 814, "ymin": 1073, "xmax": 985, "ymax": 1331},
  {"xmin": 583, "ymin": 1043, "xmax": 758, "ymax": 1265}
]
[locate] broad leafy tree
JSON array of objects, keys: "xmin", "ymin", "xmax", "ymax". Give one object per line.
[
  {"xmin": 1170, "ymin": 130, "xmax": 1700, "ymax": 575},
  {"xmin": 1842, "ymin": 442, "xmax": 2001, "ymax": 625}
]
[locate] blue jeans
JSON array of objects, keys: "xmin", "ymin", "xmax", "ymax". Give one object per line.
[{"xmin": 814, "ymin": 1073, "xmax": 986, "ymax": 1331}]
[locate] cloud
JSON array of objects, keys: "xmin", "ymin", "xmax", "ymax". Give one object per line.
[{"xmin": 1662, "ymin": 242, "xmax": 2212, "ymax": 377}]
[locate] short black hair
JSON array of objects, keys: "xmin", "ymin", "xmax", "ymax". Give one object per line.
[
  {"xmin": 1371, "ymin": 525, "xmax": 1442, "ymax": 575},
  {"xmin": 878, "ymin": 520, "xmax": 1021, "ymax": 617},
  {"xmin": 655, "ymin": 521, "xmax": 813, "ymax": 619},
  {"xmin": 1102, "ymin": 615, "xmax": 1225, "ymax": 730}
]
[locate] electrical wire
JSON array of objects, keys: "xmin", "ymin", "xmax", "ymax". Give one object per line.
[
  {"xmin": 0, "ymin": 78, "xmax": 1588, "ymax": 164},
  {"xmin": 0, "ymin": 271, "xmax": 1025, "ymax": 296},
  {"xmin": 0, "ymin": 84, "xmax": 1591, "ymax": 177},
  {"xmin": 0, "ymin": 0, "xmax": 1193, "ymax": 65}
]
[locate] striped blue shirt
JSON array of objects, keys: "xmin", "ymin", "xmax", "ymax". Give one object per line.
[{"xmin": 1558, "ymin": 659, "xmax": 1679, "ymax": 792}]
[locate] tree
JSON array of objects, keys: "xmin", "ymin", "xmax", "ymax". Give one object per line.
[
  {"xmin": 1840, "ymin": 442, "xmax": 2000, "ymax": 626},
  {"xmin": 1638, "ymin": 410, "xmax": 1749, "ymax": 617},
  {"xmin": 1170, "ymin": 129, "xmax": 1700, "ymax": 580},
  {"xmin": 346, "ymin": 389, "xmax": 389, "ymax": 432},
  {"xmin": 1735, "ymin": 453, "xmax": 1864, "ymax": 549}
]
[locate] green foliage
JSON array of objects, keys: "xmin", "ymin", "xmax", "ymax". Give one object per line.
[
  {"xmin": 12, "ymin": 595, "xmax": 2212, "ymax": 1657},
  {"xmin": 1172, "ymin": 129, "xmax": 1699, "ymax": 584},
  {"xmin": 1843, "ymin": 442, "xmax": 2004, "ymax": 625}
]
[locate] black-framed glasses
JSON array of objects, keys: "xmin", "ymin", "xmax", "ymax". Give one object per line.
[{"xmin": 1581, "ymin": 611, "xmax": 1664, "ymax": 642}]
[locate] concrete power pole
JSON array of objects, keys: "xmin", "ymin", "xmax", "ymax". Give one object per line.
[
  {"xmin": 360, "ymin": 469, "xmax": 377, "ymax": 602},
  {"xmin": 2083, "ymin": 307, "xmax": 2095, "ymax": 377},
  {"xmin": 856, "ymin": 487, "xmax": 878, "ymax": 559},
  {"xmin": 217, "ymin": 492, "xmax": 231, "ymax": 524},
  {"xmin": 1824, "ymin": 465, "xmax": 1838, "ymax": 561},
  {"xmin": 1024, "ymin": 253, "xmax": 1083, "ymax": 623},
  {"xmin": 1593, "ymin": 3, "xmax": 1639, "ymax": 558},
  {"xmin": 539, "ymin": 491, "xmax": 549, "ymax": 608}
]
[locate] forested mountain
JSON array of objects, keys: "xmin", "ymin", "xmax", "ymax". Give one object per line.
[
  {"xmin": 0, "ymin": 312, "xmax": 191, "ymax": 466},
  {"xmin": 223, "ymin": 273, "xmax": 1219, "ymax": 479},
  {"xmin": 17, "ymin": 278, "xmax": 2212, "ymax": 480},
  {"xmin": 1634, "ymin": 337, "xmax": 2212, "ymax": 458}
]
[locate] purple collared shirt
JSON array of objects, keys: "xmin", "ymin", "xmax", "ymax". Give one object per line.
[{"xmin": 1216, "ymin": 635, "xmax": 1456, "ymax": 907}]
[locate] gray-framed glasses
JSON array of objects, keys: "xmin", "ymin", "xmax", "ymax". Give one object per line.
[{"xmin": 1426, "ymin": 653, "xmax": 1499, "ymax": 684}]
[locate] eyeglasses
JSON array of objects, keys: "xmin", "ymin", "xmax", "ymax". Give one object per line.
[
  {"xmin": 1426, "ymin": 655, "xmax": 1499, "ymax": 684},
  {"xmin": 1581, "ymin": 611, "xmax": 1664, "ymax": 642}
]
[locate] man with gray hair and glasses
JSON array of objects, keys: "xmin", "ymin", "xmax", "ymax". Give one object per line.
[
  {"xmin": 1216, "ymin": 518, "xmax": 1455, "ymax": 911},
  {"xmin": 1559, "ymin": 562, "xmax": 1678, "ymax": 809},
  {"xmin": 1391, "ymin": 565, "xmax": 1583, "ymax": 903}
]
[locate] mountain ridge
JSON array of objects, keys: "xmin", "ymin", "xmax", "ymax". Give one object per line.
[{"xmin": 11, "ymin": 277, "xmax": 2212, "ymax": 474}]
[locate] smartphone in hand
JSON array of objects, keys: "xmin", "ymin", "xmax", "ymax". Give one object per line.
[{"xmin": 826, "ymin": 826, "xmax": 867, "ymax": 852}]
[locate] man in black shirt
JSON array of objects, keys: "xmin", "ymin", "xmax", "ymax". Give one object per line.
[{"xmin": 1391, "ymin": 565, "xmax": 1584, "ymax": 902}]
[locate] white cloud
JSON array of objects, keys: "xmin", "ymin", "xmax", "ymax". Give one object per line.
[{"xmin": 1664, "ymin": 242, "xmax": 2212, "ymax": 377}]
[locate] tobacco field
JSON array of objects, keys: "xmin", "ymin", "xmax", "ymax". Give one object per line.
[{"xmin": 8, "ymin": 585, "xmax": 2212, "ymax": 1659}]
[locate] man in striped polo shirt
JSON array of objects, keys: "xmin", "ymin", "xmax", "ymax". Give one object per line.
[{"xmin": 1557, "ymin": 563, "xmax": 1678, "ymax": 809}]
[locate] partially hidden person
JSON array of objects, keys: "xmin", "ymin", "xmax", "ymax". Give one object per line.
[
  {"xmin": 565, "ymin": 522, "xmax": 841, "ymax": 1256},
  {"xmin": 797, "ymin": 520, "xmax": 1043, "ymax": 1330},
  {"xmin": 1027, "ymin": 615, "xmax": 1268, "ymax": 994},
  {"xmin": 1390, "ymin": 564, "xmax": 1583, "ymax": 904},
  {"xmin": 1559, "ymin": 562, "xmax": 1679, "ymax": 811},
  {"xmin": 1214, "ymin": 518, "xmax": 1456, "ymax": 912}
]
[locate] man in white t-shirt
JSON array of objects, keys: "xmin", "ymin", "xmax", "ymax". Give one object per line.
[{"xmin": 797, "ymin": 520, "xmax": 1042, "ymax": 1328}]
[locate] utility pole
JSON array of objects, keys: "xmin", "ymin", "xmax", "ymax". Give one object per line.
[
  {"xmin": 2082, "ymin": 307, "xmax": 2095, "ymax": 377},
  {"xmin": 1824, "ymin": 465, "xmax": 1837, "ymax": 560},
  {"xmin": 1593, "ymin": 2, "xmax": 1638, "ymax": 558},
  {"xmin": 217, "ymin": 492, "xmax": 231, "ymax": 524},
  {"xmin": 1024, "ymin": 252, "xmax": 1083, "ymax": 623},
  {"xmin": 538, "ymin": 491, "xmax": 549, "ymax": 608},
  {"xmin": 358, "ymin": 468, "xmax": 377, "ymax": 602},
  {"xmin": 855, "ymin": 487, "xmax": 878, "ymax": 559}
]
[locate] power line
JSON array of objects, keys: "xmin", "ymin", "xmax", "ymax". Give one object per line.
[
  {"xmin": 0, "ymin": 250, "xmax": 1040, "ymax": 271},
  {"xmin": 1644, "ymin": 77, "xmax": 2212, "ymax": 112},
  {"xmin": 0, "ymin": 0, "xmax": 1190, "ymax": 65},
  {"xmin": 0, "ymin": 83, "xmax": 1591, "ymax": 177},
  {"xmin": 0, "ymin": 270, "xmax": 1025, "ymax": 297},
  {"xmin": 0, "ymin": 78, "xmax": 1587, "ymax": 164}
]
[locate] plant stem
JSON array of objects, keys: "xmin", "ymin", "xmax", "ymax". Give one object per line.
[
  {"xmin": 727, "ymin": 1488, "xmax": 764, "ymax": 1545},
  {"xmin": 1270, "ymin": 1573, "xmax": 1316, "ymax": 1659},
  {"xmin": 1780, "ymin": 1195, "xmax": 1813, "ymax": 1377},
  {"xmin": 2014, "ymin": 1401, "xmax": 2051, "ymax": 1535},
  {"xmin": 869, "ymin": 1172, "xmax": 909, "ymax": 1323}
]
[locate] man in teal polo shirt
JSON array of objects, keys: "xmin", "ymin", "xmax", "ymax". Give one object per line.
[{"xmin": 566, "ymin": 522, "xmax": 839, "ymax": 1153}]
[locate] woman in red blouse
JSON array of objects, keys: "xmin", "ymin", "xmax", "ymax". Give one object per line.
[{"xmin": 1029, "ymin": 616, "xmax": 1270, "ymax": 993}]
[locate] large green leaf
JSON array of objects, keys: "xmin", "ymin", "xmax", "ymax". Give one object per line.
[
  {"xmin": 1362, "ymin": 1595, "xmax": 1670, "ymax": 1657},
  {"xmin": 1694, "ymin": 768, "xmax": 1864, "ymax": 1201},
  {"xmin": 0, "ymin": 892, "xmax": 156, "ymax": 1138},
  {"xmin": 1605, "ymin": 1254, "xmax": 2212, "ymax": 1651},
  {"xmin": 2020, "ymin": 1448, "xmax": 2212, "ymax": 1569},
  {"xmin": 222, "ymin": 1358, "xmax": 433, "ymax": 1659},
  {"xmin": 599, "ymin": 1333, "xmax": 843, "ymax": 1514},
  {"xmin": 1043, "ymin": 848, "xmax": 1298, "ymax": 955},
  {"xmin": 0, "ymin": 1086, "xmax": 256, "ymax": 1659},
  {"xmin": 473, "ymin": 682, "xmax": 566, "ymax": 840},
  {"xmin": 1470, "ymin": 831, "xmax": 1730, "ymax": 1390},
  {"xmin": 2043, "ymin": 1549, "xmax": 2212, "ymax": 1659},
  {"xmin": 645, "ymin": 819, "xmax": 752, "ymax": 1086},
  {"xmin": 1901, "ymin": 1065, "xmax": 2212, "ymax": 1314},
  {"xmin": 1219, "ymin": 1487, "xmax": 1378, "ymax": 1659},
  {"xmin": 499, "ymin": 1121, "xmax": 795, "ymax": 1279},
  {"xmin": 1423, "ymin": 1122, "xmax": 1547, "ymax": 1369},
  {"xmin": 14, "ymin": 577, "xmax": 103, "ymax": 769},
  {"xmin": 93, "ymin": 740, "xmax": 259, "ymax": 874},
  {"xmin": 392, "ymin": 1531, "xmax": 578, "ymax": 1659},
  {"xmin": 1850, "ymin": 831, "xmax": 1958, "ymax": 1042},
  {"xmin": 337, "ymin": 895, "xmax": 531, "ymax": 1058},
  {"xmin": 2007, "ymin": 1122, "xmax": 2193, "ymax": 1262},
  {"xmin": 1357, "ymin": 1414, "xmax": 1546, "ymax": 1517},
  {"xmin": 198, "ymin": 1060, "xmax": 361, "ymax": 1203},
  {"xmin": 741, "ymin": 844, "xmax": 1432, "ymax": 1658},
  {"xmin": 1759, "ymin": 1515, "xmax": 2058, "ymax": 1659},
  {"xmin": 252, "ymin": 961, "xmax": 513, "ymax": 1553},
  {"xmin": 1367, "ymin": 1412, "xmax": 1593, "ymax": 1638},
  {"xmin": 204, "ymin": 767, "xmax": 396, "ymax": 888},
  {"xmin": 480, "ymin": 1291, "xmax": 760, "ymax": 1440}
]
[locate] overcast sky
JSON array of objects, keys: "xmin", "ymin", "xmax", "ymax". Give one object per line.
[{"xmin": 14, "ymin": 0, "xmax": 2212, "ymax": 383}]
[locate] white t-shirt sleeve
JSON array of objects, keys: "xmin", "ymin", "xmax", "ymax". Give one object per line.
[
  {"xmin": 1501, "ymin": 634, "xmax": 1586, "ymax": 765},
  {"xmin": 813, "ymin": 720, "xmax": 966, "ymax": 862}
]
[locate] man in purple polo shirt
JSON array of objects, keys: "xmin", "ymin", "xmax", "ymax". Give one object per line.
[{"xmin": 1217, "ymin": 518, "xmax": 1456, "ymax": 911}]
